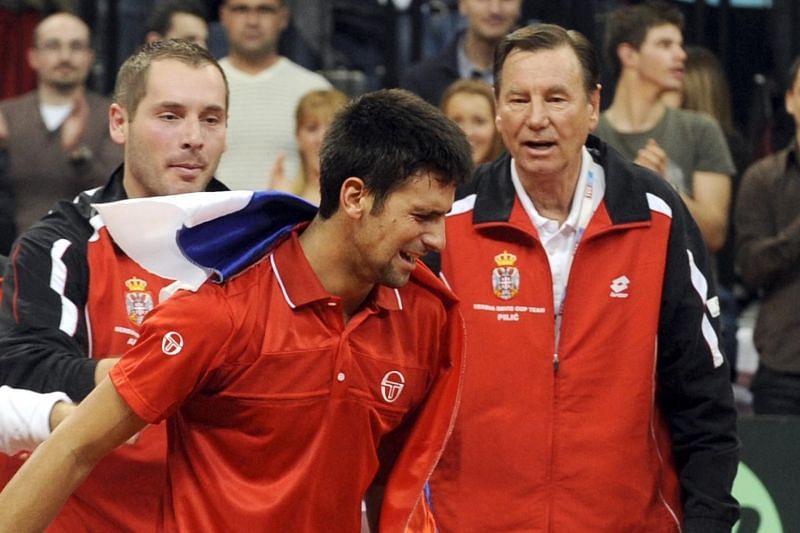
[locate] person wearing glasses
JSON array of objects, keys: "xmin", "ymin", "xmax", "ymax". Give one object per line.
[
  {"xmin": 0, "ymin": 12, "xmax": 121, "ymax": 237},
  {"xmin": 215, "ymin": 0, "xmax": 332, "ymax": 191}
]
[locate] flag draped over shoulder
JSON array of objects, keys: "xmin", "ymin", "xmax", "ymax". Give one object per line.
[{"xmin": 95, "ymin": 191, "xmax": 317, "ymax": 290}]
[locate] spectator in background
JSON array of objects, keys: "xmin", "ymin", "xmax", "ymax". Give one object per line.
[
  {"xmin": 735, "ymin": 55, "xmax": 800, "ymax": 416},
  {"xmin": 0, "ymin": 12, "xmax": 122, "ymax": 237},
  {"xmin": 594, "ymin": 1, "xmax": 734, "ymax": 254},
  {"xmin": 271, "ymin": 88, "xmax": 348, "ymax": 204},
  {"xmin": 144, "ymin": 0, "xmax": 210, "ymax": 48},
  {"xmin": 400, "ymin": 0, "xmax": 522, "ymax": 106},
  {"xmin": 667, "ymin": 45, "xmax": 751, "ymax": 383},
  {"xmin": 440, "ymin": 78, "xmax": 504, "ymax": 166},
  {"xmin": 215, "ymin": 0, "xmax": 331, "ymax": 191},
  {"xmin": 0, "ymin": 39, "xmax": 229, "ymax": 531}
]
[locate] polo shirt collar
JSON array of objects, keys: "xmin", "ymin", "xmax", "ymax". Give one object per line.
[{"xmin": 271, "ymin": 228, "xmax": 404, "ymax": 312}]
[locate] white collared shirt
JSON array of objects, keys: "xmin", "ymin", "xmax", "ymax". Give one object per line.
[{"xmin": 511, "ymin": 146, "xmax": 606, "ymax": 314}]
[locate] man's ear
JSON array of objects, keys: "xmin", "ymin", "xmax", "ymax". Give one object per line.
[
  {"xmin": 340, "ymin": 177, "xmax": 368, "ymax": 219},
  {"xmin": 108, "ymin": 103, "xmax": 127, "ymax": 145},
  {"xmin": 618, "ymin": 42, "xmax": 638, "ymax": 69}
]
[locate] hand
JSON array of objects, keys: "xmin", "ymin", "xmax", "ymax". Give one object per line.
[
  {"xmin": 268, "ymin": 151, "xmax": 287, "ymax": 190},
  {"xmin": 61, "ymin": 92, "xmax": 89, "ymax": 153},
  {"xmin": 634, "ymin": 138, "xmax": 668, "ymax": 178}
]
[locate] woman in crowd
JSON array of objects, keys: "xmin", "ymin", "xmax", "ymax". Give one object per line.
[
  {"xmin": 440, "ymin": 79, "xmax": 504, "ymax": 166},
  {"xmin": 271, "ymin": 89, "xmax": 349, "ymax": 204}
]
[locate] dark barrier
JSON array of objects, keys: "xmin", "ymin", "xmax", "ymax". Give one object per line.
[{"xmin": 734, "ymin": 415, "xmax": 800, "ymax": 532}]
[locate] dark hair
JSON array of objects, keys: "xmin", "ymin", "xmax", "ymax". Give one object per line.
[
  {"xmin": 115, "ymin": 39, "xmax": 228, "ymax": 120},
  {"xmin": 145, "ymin": 0, "xmax": 208, "ymax": 36},
  {"xmin": 603, "ymin": 0, "xmax": 684, "ymax": 81},
  {"xmin": 494, "ymin": 23, "xmax": 600, "ymax": 98},
  {"xmin": 317, "ymin": 89, "xmax": 473, "ymax": 219}
]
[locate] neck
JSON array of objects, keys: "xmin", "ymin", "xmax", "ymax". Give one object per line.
[
  {"xmin": 463, "ymin": 31, "xmax": 498, "ymax": 71},
  {"xmin": 38, "ymin": 83, "xmax": 82, "ymax": 106},
  {"xmin": 227, "ymin": 51, "xmax": 280, "ymax": 75},
  {"xmin": 298, "ymin": 217, "xmax": 372, "ymax": 319},
  {"xmin": 605, "ymin": 71, "xmax": 666, "ymax": 133},
  {"xmin": 518, "ymin": 161, "xmax": 582, "ymax": 225}
]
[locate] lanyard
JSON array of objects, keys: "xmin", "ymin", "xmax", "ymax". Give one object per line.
[{"xmin": 554, "ymin": 169, "xmax": 595, "ymax": 354}]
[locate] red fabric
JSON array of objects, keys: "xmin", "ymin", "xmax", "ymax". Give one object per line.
[
  {"xmin": 111, "ymin": 229, "xmax": 464, "ymax": 532},
  {"xmin": 429, "ymin": 198, "xmax": 683, "ymax": 532},
  {"xmin": 0, "ymin": 226, "xmax": 171, "ymax": 532},
  {"xmin": 0, "ymin": 9, "xmax": 38, "ymax": 100}
]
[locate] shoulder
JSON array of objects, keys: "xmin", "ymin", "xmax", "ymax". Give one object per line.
[
  {"xmin": 742, "ymin": 148, "xmax": 788, "ymax": 184},
  {"xmin": 14, "ymin": 199, "xmax": 95, "ymax": 257},
  {"xmin": 0, "ymin": 91, "xmax": 37, "ymax": 116},
  {"xmin": 667, "ymin": 108, "xmax": 724, "ymax": 137},
  {"xmin": 275, "ymin": 58, "xmax": 331, "ymax": 86}
]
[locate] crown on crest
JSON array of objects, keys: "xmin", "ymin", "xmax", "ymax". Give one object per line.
[
  {"xmin": 125, "ymin": 277, "xmax": 147, "ymax": 292},
  {"xmin": 494, "ymin": 251, "xmax": 517, "ymax": 267}
]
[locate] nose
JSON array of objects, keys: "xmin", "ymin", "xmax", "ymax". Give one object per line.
[
  {"xmin": 525, "ymin": 101, "xmax": 549, "ymax": 130},
  {"xmin": 181, "ymin": 118, "xmax": 204, "ymax": 150},
  {"xmin": 422, "ymin": 218, "xmax": 446, "ymax": 253}
]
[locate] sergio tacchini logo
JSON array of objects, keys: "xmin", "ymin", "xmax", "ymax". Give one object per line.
[{"xmin": 161, "ymin": 331, "xmax": 184, "ymax": 356}]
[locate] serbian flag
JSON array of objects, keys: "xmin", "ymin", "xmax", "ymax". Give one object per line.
[{"xmin": 94, "ymin": 190, "xmax": 317, "ymax": 291}]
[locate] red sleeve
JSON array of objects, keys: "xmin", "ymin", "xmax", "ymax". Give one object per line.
[{"xmin": 110, "ymin": 287, "xmax": 235, "ymax": 423}]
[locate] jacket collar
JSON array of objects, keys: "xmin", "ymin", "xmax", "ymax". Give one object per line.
[{"xmin": 467, "ymin": 135, "xmax": 653, "ymax": 227}]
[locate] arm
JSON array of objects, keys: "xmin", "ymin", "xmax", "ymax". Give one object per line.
[
  {"xmin": 680, "ymin": 170, "xmax": 731, "ymax": 253},
  {"xmin": 636, "ymin": 138, "xmax": 732, "ymax": 251},
  {"xmin": 0, "ymin": 210, "xmax": 101, "ymax": 400},
  {"xmin": 657, "ymin": 193, "xmax": 739, "ymax": 533},
  {"xmin": 734, "ymin": 161, "xmax": 800, "ymax": 290},
  {"xmin": 0, "ymin": 378, "xmax": 145, "ymax": 532}
]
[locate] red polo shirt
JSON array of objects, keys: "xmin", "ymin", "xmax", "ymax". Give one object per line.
[{"xmin": 110, "ymin": 229, "xmax": 464, "ymax": 532}]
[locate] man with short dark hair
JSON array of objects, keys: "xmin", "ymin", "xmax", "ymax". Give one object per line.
[
  {"xmin": 0, "ymin": 39, "xmax": 229, "ymax": 531},
  {"xmin": 595, "ymin": 0, "xmax": 733, "ymax": 253},
  {"xmin": 145, "ymin": 0, "xmax": 209, "ymax": 48},
  {"xmin": 426, "ymin": 23, "xmax": 739, "ymax": 532},
  {"xmin": 0, "ymin": 88, "xmax": 473, "ymax": 532},
  {"xmin": 735, "ymin": 55, "xmax": 800, "ymax": 416}
]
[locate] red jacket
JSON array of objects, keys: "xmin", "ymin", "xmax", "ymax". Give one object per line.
[{"xmin": 427, "ymin": 138, "xmax": 739, "ymax": 533}]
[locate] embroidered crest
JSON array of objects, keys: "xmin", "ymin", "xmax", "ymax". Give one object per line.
[
  {"xmin": 492, "ymin": 251, "xmax": 520, "ymax": 301},
  {"xmin": 380, "ymin": 371, "xmax": 406, "ymax": 403},
  {"xmin": 125, "ymin": 277, "xmax": 154, "ymax": 325}
]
